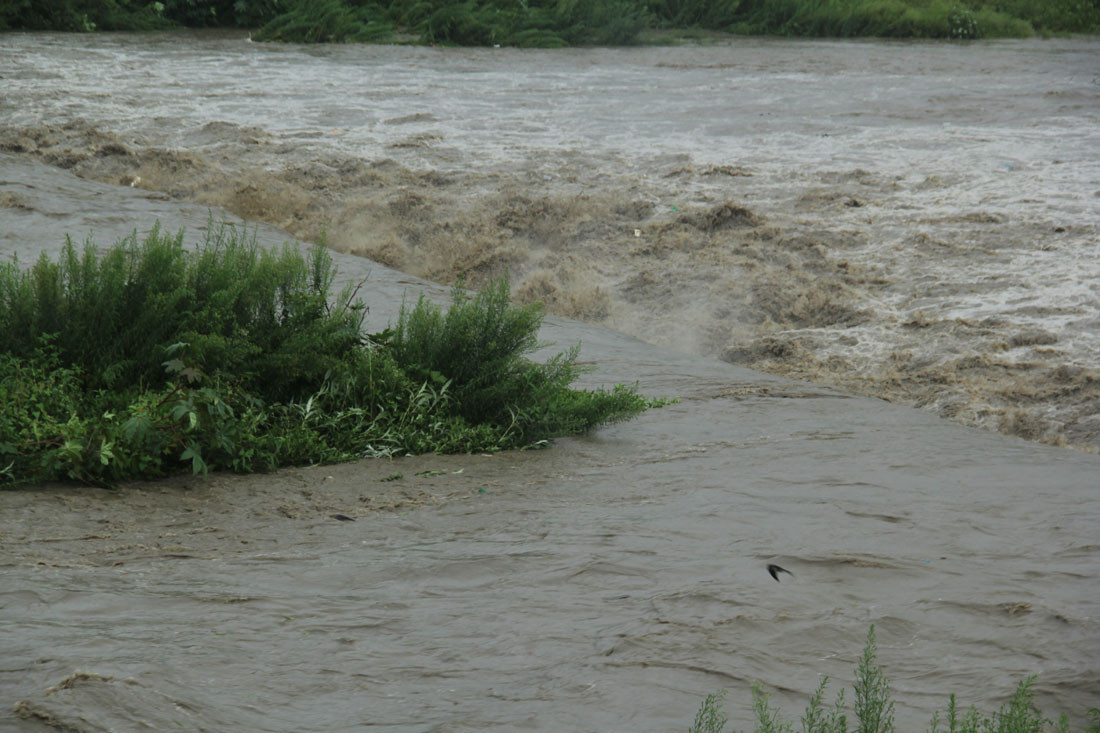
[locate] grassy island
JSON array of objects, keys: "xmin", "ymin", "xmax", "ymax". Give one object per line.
[
  {"xmin": 0, "ymin": 224, "xmax": 655, "ymax": 487},
  {"xmin": 2, "ymin": 0, "xmax": 1097, "ymax": 42}
]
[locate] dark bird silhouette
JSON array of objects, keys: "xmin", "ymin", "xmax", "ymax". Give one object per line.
[{"xmin": 767, "ymin": 564, "xmax": 793, "ymax": 582}]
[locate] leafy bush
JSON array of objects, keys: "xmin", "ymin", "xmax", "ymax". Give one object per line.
[
  {"xmin": 0, "ymin": 224, "xmax": 365, "ymax": 403},
  {"xmin": 984, "ymin": 0, "xmax": 1100, "ymax": 33},
  {"xmin": 254, "ymin": 0, "xmax": 394, "ymax": 42},
  {"xmin": 389, "ymin": 275, "xmax": 652, "ymax": 444},
  {"xmin": 0, "ymin": 223, "xmax": 655, "ymax": 486},
  {"xmin": 0, "ymin": 0, "xmax": 173, "ymax": 31},
  {"xmin": 648, "ymin": 0, "xmax": 745, "ymax": 29}
]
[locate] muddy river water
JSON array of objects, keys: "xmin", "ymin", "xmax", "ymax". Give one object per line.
[{"xmin": 1, "ymin": 32, "xmax": 1099, "ymax": 731}]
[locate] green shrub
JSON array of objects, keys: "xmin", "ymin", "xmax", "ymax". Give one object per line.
[
  {"xmin": 389, "ymin": 276, "xmax": 652, "ymax": 444},
  {"xmin": 0, "ymin": 0, "xmax": 173, "ymax": 31},
  {"xmin": 1, "ymin": 223, "xmax": 654, "ymax": 486},
  {"xmin": 254, "ymin": 0, "xmax": 394, "ymax": 42},
  {"xmin": 406, "ymin": 0, "xmax": 498, "ymax": 45},
  {"xmin": 0, "ymin": 223, "xmax": 365, "ymax": 402},
  {"xmin": 984, "ymin": 0, "xmax": 1100, "ymax": 33},
  {"xmin": 253, "ymin": 0, "xmax": 652, "ymax": 46},
  {"xmin": 716, "ymin": 0, "xmax": 1093, "ymax": 37},
  {"xmin": 649, "ymin": 0, "xmax": 745, "ymax": 29}
]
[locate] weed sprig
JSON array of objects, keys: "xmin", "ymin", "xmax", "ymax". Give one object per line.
[{"xmin": 689, "ymin": 626, "xmax": 1099, "ymax": 733}]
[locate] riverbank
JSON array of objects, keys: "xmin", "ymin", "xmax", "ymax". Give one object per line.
[{"xmin": 2, "ymin": 0, "xmax": 1097, "ymax": 42}]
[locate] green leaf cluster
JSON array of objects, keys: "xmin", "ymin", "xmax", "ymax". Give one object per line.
[{"xmin": 0, "ymin": 222, "xmax": 654, "ymax": 486}]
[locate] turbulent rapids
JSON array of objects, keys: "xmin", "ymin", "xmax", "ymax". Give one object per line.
[{"xmin": 2, "ymin": 33, "xmax": 1098, "ymax": 452}]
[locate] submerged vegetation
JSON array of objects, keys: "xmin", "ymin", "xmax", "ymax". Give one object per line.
[
  {"xmin": 690, "ymin": 626, "xmax": 1100, "ymax": 733},
  {"xmin": 0, "ymin": 224, "xmax": 655, "ymax": 486},
  {"xmin": 1, "ymin": 0, "xmax": 1097, "ymax": 41}
]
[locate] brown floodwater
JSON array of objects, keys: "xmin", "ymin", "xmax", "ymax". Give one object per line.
[
  {"xmin": 1, "ymin": 32, "xmax": 1099, "ymax": 732},
  {"xmin": 2, "ymin": 30, "xmax": 1099, "ymax": 450}
]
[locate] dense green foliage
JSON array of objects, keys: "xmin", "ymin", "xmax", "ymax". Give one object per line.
[
  {"xmin": 689, "ymin": 626, "xmax": 1100, "ymax": 733},
  {"xmin": 252, "ymin": 0, "xmax": 1099, "ymax": 44},
  {"xmin": 0, "ymin": 224, "xmax": 362, "ymax": 401},
  {"xmin": 253, "ymin": 0, "xmax": 650, "ymax": 45},
  {"xmin": 722, "ymin": 0, "xmax": 1041, "ymax": 39},
  {"xmin": 0, "ymin": 224, "xmax": 653, "ymax": 486},
  {"xmin": 2, "ymin": 0, "xmax": 1097, "ymax": 40},
  {"xmin": 0, "ymin": 0, "xmax": 276, "ymax": 30}
]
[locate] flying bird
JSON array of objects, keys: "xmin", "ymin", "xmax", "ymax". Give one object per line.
[{"xmin": 767, "ymin": 564, "xmax": 793, "ymax": 582}]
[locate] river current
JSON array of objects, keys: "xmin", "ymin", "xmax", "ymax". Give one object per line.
[
  {"xmin": 0, "ymin": 31, "xmax": 1098, "ymax": 731},
  {"xmin": 2, "ymin": 31, "xmax": 1100, "ymax": 450}
]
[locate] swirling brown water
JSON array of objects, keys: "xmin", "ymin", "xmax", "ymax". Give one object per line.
[
  {"xmin": 2, "ymin": 31, "xmax": 1099, "ymax": 450},
  {"xmin": 1, "ymin": 33, "xmax": 1098, "ymax": 731}
]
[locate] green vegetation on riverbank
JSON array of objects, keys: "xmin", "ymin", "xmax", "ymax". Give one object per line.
[
  {"xmin": 0, "ymin": 224, "xmax": 654, "ymax": 487},
  {"xmin": 690, "ymin": 626, "xmax": 1100, "ymax": 733},
  {"xmin": 2, "ymin": 0, "xmax": 1097, "ymax": 41}
]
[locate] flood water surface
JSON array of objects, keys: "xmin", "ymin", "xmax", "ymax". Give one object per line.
[
  {"xmin": 1, "ymin": 32, "xmax": 1099, "ymax": 732},
  {"xmin": 2, "ymin": 32, "xmax": 1099, "ymax": 450}
]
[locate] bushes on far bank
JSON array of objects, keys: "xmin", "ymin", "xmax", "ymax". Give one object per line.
[
  {"xmin": 0, "ymin": 223, "xmax": 654, "ymax": 486},
  {"xmin": 252, "ymin": 0, "xmax": 1098, "ymax": 45},
  {"xmin": 2, "ymin": 0, "xmax": 1098, "ymax": 41},
  {"xmin": 0, "ymin": 0, "xmax": 273, "ymax": 31},
  {"xmin": 253, "ymin": 0, "xmax": 650, "ymax": 46}
]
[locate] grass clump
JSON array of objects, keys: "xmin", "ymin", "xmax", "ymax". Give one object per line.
[
  {"xmin": 0, "ymin": 223, "xmax": 655, "ymax": 486},
  {"xmin": 689, "ymin": 626, "xmax": 1098, "ymax": 732}
]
